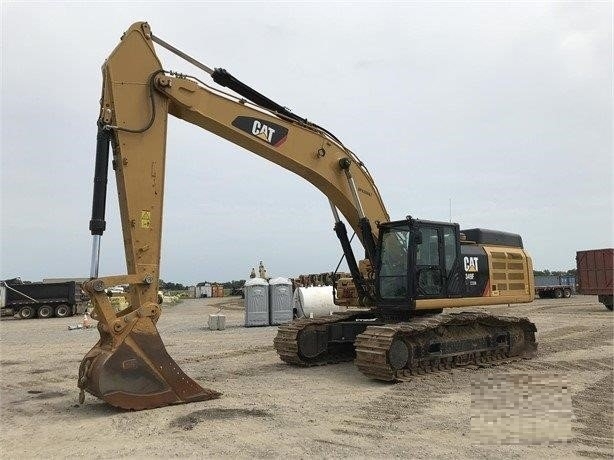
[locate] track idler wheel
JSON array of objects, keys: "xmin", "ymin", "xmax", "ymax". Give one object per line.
[{"xmin": 78, "ymin": 315, "xmax": 220, "ymax": 410}]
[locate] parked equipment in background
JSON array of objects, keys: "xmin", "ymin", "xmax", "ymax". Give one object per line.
[
  {"xmin": 0, "ymin": 280, "xmax": 86, "ymax": 319},
  {"xmin": 534, "ymin": 275, "xmax": 575, "ymax": 299},
  {"xmin": 576, "ymin": 248, "xmax": 613, "ymax": 311}
]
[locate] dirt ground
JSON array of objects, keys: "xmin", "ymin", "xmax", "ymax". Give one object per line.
[{"xmin": 1, "ymin": 296, "xmax": 612, "ymax": 458}]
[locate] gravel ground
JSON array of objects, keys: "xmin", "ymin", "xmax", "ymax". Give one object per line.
[{"xmin": 0, "ymin": 295, "xmax": 612, "ymax": 458}]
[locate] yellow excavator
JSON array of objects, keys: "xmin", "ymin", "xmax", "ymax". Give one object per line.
[{"xmin": 79, "ymin": 22, "xmax": 537, "ymax": 410}]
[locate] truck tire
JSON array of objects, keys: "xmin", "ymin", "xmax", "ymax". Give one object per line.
[
  {"xmin": 554, "ymin": 289, "xmax": 563, "ymax": 299},
  {"xmin": 599, "ymin": 295, "xmax": 613, "ymax": 311},
  {"xmin": 38, "ymin": 305, "xmax": 53, "ymax": 318},
  {"xmin": 54, "ymin": 304, "xmax": 70, "ymax": 318},
  {"xmin": 18, "ymin": 306, "xmax": 36, "ymax": 319},
  {"xmin": 563, "ymin": 288, "xmax": 571, "ymax": 298}
]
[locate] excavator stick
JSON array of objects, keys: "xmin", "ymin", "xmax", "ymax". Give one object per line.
[{"xmin": 78, "ymin": 281, "xmax": 220, "ymax": 410}]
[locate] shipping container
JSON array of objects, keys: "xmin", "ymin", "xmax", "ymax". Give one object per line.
[
  {"xmin": 576, "ymin": 248, "xmax": 613, "ymax": 311},
  {"xmin": 212, "ymin": 284, "xmax": 224, "ymax": 298},
  {"xmin": 195, "ymin": 283, "xmax": 212, "ymax": 298}
]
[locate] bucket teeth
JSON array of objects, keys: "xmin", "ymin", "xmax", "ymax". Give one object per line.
[{"xmin": 79, "ymin": 317, "xmax": 220, "ymax": 410}]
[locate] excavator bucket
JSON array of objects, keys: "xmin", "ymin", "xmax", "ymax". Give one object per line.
[{"xmin": 78, "ymin": 315, "xmax": 220, "ymax": 410}]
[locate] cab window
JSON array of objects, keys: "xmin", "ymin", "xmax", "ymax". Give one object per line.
[
  {"xmin": 378, "ymin": 226, "xmax": 410, "ymax": 299},
  {"xmin": 443, "ymin": 227, "xmax": 457, "ymax": 273}
]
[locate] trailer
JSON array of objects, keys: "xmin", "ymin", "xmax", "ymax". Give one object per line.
[
  {"xmin": 0, "ymin": 280, "xmax": 87, "ymax": 319},
  {"xmin": 534, "ymin": 275, "xmax": 575, "ymax": 299},
  {"xmin": 576, "ymin": 248, "xmax": 613, "ymax": 311}
]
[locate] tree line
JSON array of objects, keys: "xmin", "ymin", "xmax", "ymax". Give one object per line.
[
  {"xmin": 533, "ymin": 269, "xmax": 576, "ymax": 276},
  {"xmin": 159, "ymin": 279, "xmax": 246, "ymax": 290}
]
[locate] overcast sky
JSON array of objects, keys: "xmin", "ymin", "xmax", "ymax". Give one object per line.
[{"xmin": 1, "ymin": 2, "xmax": 612, "ymax": 284}]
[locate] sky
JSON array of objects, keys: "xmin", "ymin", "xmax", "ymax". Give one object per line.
[{"xmin": 1, "ymin": 2, "xmax": 612, "ymax": 284}]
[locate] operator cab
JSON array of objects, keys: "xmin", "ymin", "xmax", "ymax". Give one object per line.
[{"xmin": 376, "ymin": 218, "xmax": 465, "ymax": 310}]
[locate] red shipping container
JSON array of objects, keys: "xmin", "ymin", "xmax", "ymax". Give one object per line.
[{"xmin": 576, "ymin": 248, "xmax": 613, "ymax": 295}]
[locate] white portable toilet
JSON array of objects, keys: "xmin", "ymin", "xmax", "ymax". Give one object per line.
[
  {"xmin": 243, "ymin": 278, "xmax": 269, "ymax": 327},
  {"xmin": 268, "ymin": 277, "xmax": 293, "ymax": 325}
]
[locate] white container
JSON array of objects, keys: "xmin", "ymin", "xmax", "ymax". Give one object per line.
[
  {"xmin": 243, "ymin": 278, "xmax": 269, "ymax": 327},
  {"xmin": 196, "ymin": 283, "xmax": 213, "ymax": 298},
  {"xmin": 294, "ymin": 286, "xmax": 341, "ymax": 318},
  {"xmin": 268, "ymin": 277, "xmax": 293, "ymax": 325}
]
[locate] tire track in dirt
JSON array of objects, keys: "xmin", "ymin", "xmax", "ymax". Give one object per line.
[
  {"xmin": 505, "ymin": 357, "xmax": 612, "ymax": 374},
  {"xmin": 179, "ymin": 345, "xmax": 274, "ymax": 364},
  {"xmin": 335, "ymin": 349, "xmax": 613, "ymax": 446},
  {"xmin": 335, "ymin": 375, "xmax": 462, "ymax": 442},
  {"xmin": 537, "ymin": 325, "xmax": 613, "ymax": 356},
  {"xmin": 538, "ymin": 325, "xmax": 592, "ymax": 340},
  {"xmin": 572, "ymin": 373, "xmax": 614, "ymax": 458}
]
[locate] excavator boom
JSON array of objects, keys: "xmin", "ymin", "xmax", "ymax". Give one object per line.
[{"xmin": 80, "ymin": 22, "xmax": 388, "ymax": 410}]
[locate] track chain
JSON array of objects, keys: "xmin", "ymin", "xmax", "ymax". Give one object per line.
[
  {"xmin": 354, "ymin": 312, "xmax": 537, "ymax": 381},
  {"xmin": 274, "ymin": 310, "xmax": 370, "ymax": 366}
]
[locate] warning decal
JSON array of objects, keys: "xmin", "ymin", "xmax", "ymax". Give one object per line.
[{"xmin": 140, "ymin": 210, "xmax": 151, "ymax": 229}]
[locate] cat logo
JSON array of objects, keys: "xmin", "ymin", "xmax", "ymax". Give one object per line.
[
  {"xmin": 251, "ymin": 120, "xmax": 276, "ymax": 143},
  {"xmin": 464, "ymin": 256, "xmax": 479, "ymax": 272},
  {"xmin": 231, "ymin": 116, "xmax": 289, "ymax": 147}
]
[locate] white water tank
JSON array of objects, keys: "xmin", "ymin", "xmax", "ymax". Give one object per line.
[
  {"xmin": 293, "ymin": 286, "xmax": 341, "ymax": 318},
  {"xmin": 243, "ymin": 278, "xmax": 269, "ymax": 327},
  {"xmin": 269, "ymin": 277, "xmax": 293, "ymax": 325},
  {"xmin": 0, "ymin": 285, "xmax": 5, "ymax": 308}
]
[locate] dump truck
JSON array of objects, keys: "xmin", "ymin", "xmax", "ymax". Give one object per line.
[
  {"xmin": 1, "ymin": 280, "xmax": 86, "ymax": 319},
  {"xmin": 534, "ymin": 275, "xmax": 575, "ymax": 299},
  {"xmin": 576, "ymin": 248, "xmax": 613, "ymax": 311}
]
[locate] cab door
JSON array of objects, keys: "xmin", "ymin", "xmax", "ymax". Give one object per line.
[
  {"xmin": 414, "ymin": 225, "xmax": 445, "ymax": 298},
  {"xmin": 414, "ymin": 222, "xmax": 464, "ymax": 299}
]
